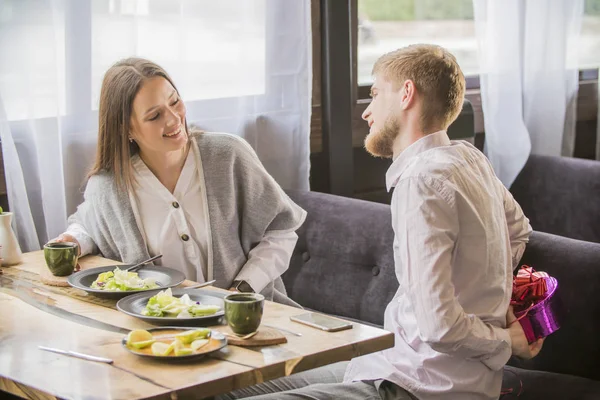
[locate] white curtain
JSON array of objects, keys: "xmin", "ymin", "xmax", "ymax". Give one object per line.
[
  {"xmin": 0, "ymin": 0, "xmax": 312, "ymax": 251},
  {"xmin": 473, "ymin": 0, "xmax": 583, "ymax": 187}
]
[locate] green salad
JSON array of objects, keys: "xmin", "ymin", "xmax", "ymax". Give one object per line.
[
  {"xmin": 142, "ymin": 288, "xmax": 221, "ymax": 318},
  {"xmin": 90, "ymin": 267, "xmax": 159, "ymax": 291}
]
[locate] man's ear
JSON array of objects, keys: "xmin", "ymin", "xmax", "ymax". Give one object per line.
[{"xmin": 400, "ymin": 79, "xmax": 416, "ymax": 110}]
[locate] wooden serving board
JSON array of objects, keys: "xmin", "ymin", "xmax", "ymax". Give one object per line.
[
  {"xmin": 40, "ymin": 265, "xmax": 77, "ymax": 287},
  {"xmin": 222, "ymin": 326, "xmax": 287, "ymax": 347}
]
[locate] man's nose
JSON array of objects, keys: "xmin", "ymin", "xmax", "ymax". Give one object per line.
[{"xmin": 362, "ymin": 106, "xmax": 371, "ymax": 121}]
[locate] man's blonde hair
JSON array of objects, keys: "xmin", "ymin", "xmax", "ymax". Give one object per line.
[{"xmin": 373, "ymin": 44, "xmax": 465, "ymax": 133}]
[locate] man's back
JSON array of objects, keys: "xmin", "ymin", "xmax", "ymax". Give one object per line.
[{"xmin": 345, "ymin": 132, "xmax": 531, "ymax": 400}]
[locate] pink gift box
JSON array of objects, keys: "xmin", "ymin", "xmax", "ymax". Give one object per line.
[{"xmin": 513, "ymin": 276, "xmax": 565, "ymax": 343}]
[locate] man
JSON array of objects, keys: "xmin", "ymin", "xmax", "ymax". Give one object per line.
[{"xmin": 218, "ymin": 44, "xmax": 543, "ymax": 400}]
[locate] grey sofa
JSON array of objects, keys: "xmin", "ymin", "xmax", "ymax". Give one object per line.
[
  {"xmin": 283, "ymin": 190, "xmax": 600, "ymax": 399},
  {"xmin": 510, "ymin": 154, "xmax": 600, "ymax": 244}
]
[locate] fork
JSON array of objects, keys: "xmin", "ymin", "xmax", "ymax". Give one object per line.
[{"xmin": 125, "ymin": 254, "xmax": 163, "ymax": 272}]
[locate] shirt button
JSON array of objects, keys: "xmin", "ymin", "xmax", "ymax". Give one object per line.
[
  {"xmin": 172, "ymin": 201, "xmax": 180, "ymax": 208},
  {"xmin": 181, "ymin": 234, "xmax": 189, "ymax": 241}
]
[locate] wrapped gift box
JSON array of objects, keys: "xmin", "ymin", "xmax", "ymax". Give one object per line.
[{"xmin": 511, "ymin": 266, "xmax": 565, "ymax": 343}]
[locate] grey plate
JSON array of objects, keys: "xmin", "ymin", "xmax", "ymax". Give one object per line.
[
  {"xmin": 116, "ymin": 288, "xmax": 225, "ymax": 326},
  {"xmin": 121, "ymin": 326, "xmax": 227, "ymax": 360},
  {"xmin": 67, "ymin": 265, "xmax": 186, "ymax": 299}
]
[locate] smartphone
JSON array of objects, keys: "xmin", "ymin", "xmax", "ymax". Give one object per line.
[{"xmin": 290, "ymin": 312, "xmax": 353, "ymax": 332}]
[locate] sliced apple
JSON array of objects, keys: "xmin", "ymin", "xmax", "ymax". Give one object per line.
[
  {"xmin": 130, "ymin": 339, "xmax": 155, "ymax": 349},
  {"xmin": 173, "ymin": 340, "xmax": 193, "ymax": 356},
  {"xmin": 174, "ymin": 328, "xmax": 210, "ymax": 344},
  {"xmin": 126, "ymin": 329, "xmax": 153, "ymax": 346},
  {"xmin": 151, "ymin": 342, "xmax": 173, "ymax": 356},
  {"xmin": 175, "ymin": 347, "xmax": 192, "ymax": 356},
  {"xmin": 190, "ymin": 339, "xmax": 209, "ymax": 352}
]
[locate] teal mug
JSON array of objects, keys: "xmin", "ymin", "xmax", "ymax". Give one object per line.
[
  {"xmin": 44, "ymin": 242, "xmax": 79, "ymax": 277},
  {"xmin": 224, "ymin": 293, "xmax": 265, "ymax": 335}
]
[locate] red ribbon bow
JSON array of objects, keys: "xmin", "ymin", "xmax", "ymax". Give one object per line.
[{"xmin": 511, "ymin": 265, "xmax": 549, "ymax": 308}]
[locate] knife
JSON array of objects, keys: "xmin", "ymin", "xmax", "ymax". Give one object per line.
[
  {"xmin": 184, "ymin": 279, "xmax": 217, "ymax": 290},
  {"xmin": 39, "ymin": 346, "xmax": 114, "ymax": 364}
]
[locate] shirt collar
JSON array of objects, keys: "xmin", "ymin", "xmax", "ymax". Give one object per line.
[
  {"xmin": 385, "ymin": 130, "xmax": 450, "ymax": 191},
  {"xmin": 131, "ymin": 140, "xmax": 197, "ymax": 198},
  {"xmin": 174, "ymin": 139, "xmax": 197, "ymax": 196}
]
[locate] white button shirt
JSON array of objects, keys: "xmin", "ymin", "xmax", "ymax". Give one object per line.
[
  {"xmin": 344, "ymin": 131, "xmax": 532, "ymax": 400},
  {"xmin": 128, "ymin": 143, "xmax": 208, "ymax": 282},
  {"xmin": 67, "ymin": 138, "xmax": 297, "ymax": 292}
]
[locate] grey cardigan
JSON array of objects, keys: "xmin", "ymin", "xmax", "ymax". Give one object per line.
[{"xmin": 69, "ymin": 132, "xmax": 306, "ymax": 306}]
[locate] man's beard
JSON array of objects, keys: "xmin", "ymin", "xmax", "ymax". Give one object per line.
[{"xmin": 364, "ymin": 117, "xmax": 400, "ymax": 158}]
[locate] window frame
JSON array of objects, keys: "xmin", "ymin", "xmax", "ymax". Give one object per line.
[{"xmin": 312, "ymin": 0, "xmax": 600, "ymax": 196}]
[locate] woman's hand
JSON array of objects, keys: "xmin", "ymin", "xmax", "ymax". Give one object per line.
[
  {"xmin": 507, "ymin": 306, "xmax": 545, "ymax": 359},
  {"xmin": 50, "ymin": 233, "xmax": 81, "ymax": 253},
  {"xmin": 49, "ymin": 233, "xmax": 82, "ymax": 271}
]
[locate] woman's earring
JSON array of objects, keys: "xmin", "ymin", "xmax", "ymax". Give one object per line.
[{"xmin": 129, "ymin": 137, "xmax": 133, "ymax": 143}]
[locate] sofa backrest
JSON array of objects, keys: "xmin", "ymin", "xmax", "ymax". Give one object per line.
[
  {"xmin": 284, "ymin": 189, "xmax": 398, "ymax": 326},
  {"xmin": 511, "ymin": 154, "xmax": 600, "ymax": 244},
  {"xmin": 284, "ymin": 189, "xmax": 600, "ymax": 380}
]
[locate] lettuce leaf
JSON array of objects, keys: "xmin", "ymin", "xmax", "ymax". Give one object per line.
[
  {"xmin": 142, "ymin": 288, "xmax": 220, "ymax": 318},
  {"xmin": 90, "ymin": 267, "xmax": 158, "ymax": 291}
]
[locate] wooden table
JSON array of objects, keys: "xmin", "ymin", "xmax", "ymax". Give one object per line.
[{"xmin": 0, "ymin": 252, "xmax": 394, "ymax": 400}]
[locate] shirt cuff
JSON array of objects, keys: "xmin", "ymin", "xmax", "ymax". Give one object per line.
[
  {"xmin": 64, "ymin": 223, "xmax": 96, "ymax": 257},
  {"xmin": 234, "ymin": 231, "xmax": 298, "ymax": 293},
  {"xmin": 235, "ymin": 262, "xmax": 272, "ymax": 294},
  {"xmin": 481, "ymin": 326, "xmax": 512, "ymax": 371}
]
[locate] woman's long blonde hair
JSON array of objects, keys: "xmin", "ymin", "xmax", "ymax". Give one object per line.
[{"xmin": 88, "ymin": 58, "xmax": 188, "ymax": 192}]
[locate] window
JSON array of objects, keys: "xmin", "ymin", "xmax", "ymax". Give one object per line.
[
  {"xmin": 0, "ymin": 2, "xmax": 67, "ymax": 121},
  {"xmin": 581, "ymin": 0, "xmax": 600, "ymax": 69},
  {"xmin": 357, "ymin": 0, "xmax": 600, "ymax": 87},
  {"xmin": 92, "ymin": 0, "xmax": 266, "ymax": 108},
  {"xmin": 0, "ymin": 0, "xmax": 267, "ymax": 121},
  {"xmin": 357, "ymin": 0, "xmax": 477, "ymax": 86}
]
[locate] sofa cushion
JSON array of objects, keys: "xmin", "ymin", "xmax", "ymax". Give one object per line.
[{"xmin": 512, "ymin": 231, "xmax": 600, "ymax": 381}]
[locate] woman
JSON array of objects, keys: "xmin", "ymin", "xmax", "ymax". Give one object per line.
[{"xmin": 53, "ymin": 58, "xmax": 306, "ymax": 306}]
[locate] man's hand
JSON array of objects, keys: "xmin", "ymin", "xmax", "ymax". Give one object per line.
[{"xmin": 507, "ymin": 306, "xmax": 544, "ymax": 359}]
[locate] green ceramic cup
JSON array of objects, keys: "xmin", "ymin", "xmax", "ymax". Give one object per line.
[
  {"xmin": 44, "ymin": 242, "xmax": 79, "ymax": 277},
  {"xmin": 224, "ymin": 293, "xmax": 265, "ymax": 335}
]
